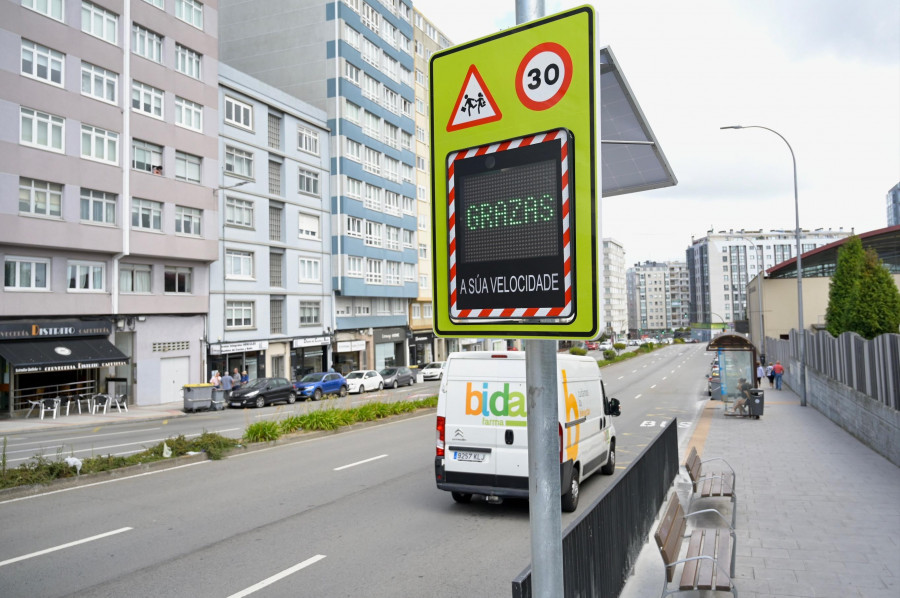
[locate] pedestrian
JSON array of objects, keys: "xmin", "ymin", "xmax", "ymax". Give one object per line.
[
  {"xmin": 209, "ymin": 370, "xmax": 221, "ymax": 388},
  {"xmin": 773, "ymin": 361, "xmax": 785, "ymax": 390},
  {"xmin": 220, "ymin": 370, "xmax": 234, "ymax": 397},
  {"xmin": 241, "ymin": 370, "xmax": 249, "ymax": 386},
  {"xmin": 232, "ymin": 367, "xmax": 242, "ymax": 389},
  {"xmin": 755, "ymin": 362, "xmax": 764, "ymax": 387},
  {"xmin": 766, "ymin": 363, "xmax": 775, "ymax": 388}
]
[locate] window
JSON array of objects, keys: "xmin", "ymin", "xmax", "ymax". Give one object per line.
[
  {"xmin": 355, "ymin": 302, "xmax": 370, "ymax": 316},
  {"xmin": 375, "ymin": 298, "xmax": 390, "ymax": 314},
  {"xmin": 132, "ymin": 139, "xmax": 162, "ymax": 172},
  {"xmin": 175, "ymin": 97, "xmax": 202, "ymax": 131},
  {"xmin": 401, "ymin": 98, "xmax": 412, "ymax": 117},
  {"xmin": 365, "ymin": 221, "xmax": 382, "ymax": 247},
  {"xmin": 226, "ymin": 197, "xmax": 253, "ymax": 227},
  {"xmin": 364, "ymin": 183, "xmax": 381, "ymax": 211},
  {"xmin": 412, "ymin": 303, "xmax": 421, "ymax": 319},
  {"xmin": 226, "ymin": 300, "xmax": 254, "ymax": 328},
  {"xmin": 347, "ymin": 256, "xmax": 363, "ymax": 277},
  {"xmin": 385, "ymin": 261, "xmax": 400, "ymax": 285},
  {"xmin": 82, "ymin": 2, "xmax": 117, "ymax": 44},
  {"xmin": 385, "ymin": 226, "xmax": 400, "ymax": 250},
  {"xmin": 175, "ymin": 205, "xmax": 201, "ymax": 235},
  {"xmin": 268, "ymin": 160, "xmax": 282, "ymax": 195},
  {"xmin": 164, "ymin": 266, "xmax": 192, "ymax": 293},
  {"xmin": 401, "ymin": 163, "xmax": 413, "ymax": 182},
  {"xmin": 383, "ymin": 87, "xmax": 399, "ymax": 114},
  {"xmin": 175, "ymin": 44, "xmax": 201, "ymax": 79},
  {"xmin": 267, "ymin": 113, "xmax": 281, "ymax": 149},
  {"xmin": 132, "ymin": 25, "xmax": 162, "ymax": 62},
  {"xmin": 142, "ymin": 0, "xmax": 164, "ymax": 7},
  {"xmin": 403, "ymin": 229, "xmax": 415, "ymax": 248},
  {"xmin": 132, "ymin": 81, "xmax": 164, "ymax": 118},
  {"xmin": 363, "ymin": 147, "xmax": 381, "ymax": 174},
  {"xmin": 80, "ymin": 188, "xmax": 116, "ymax": 224},
  {"xmin": 81, "ymin": 63, "xmax": 117, "ymax": 103},
  {"xmin": 365, "ymin": 258, "xmax": 382, "ymax": 284},
  {"xmin": 270, "ymin": 298, "xmax": 284, "ymax": 334},
  {"xmin": 344, "ymin": 100, "xmax": 361, "ymax": 123},
  {"xmin": 175, "ymin": 151, "xmax": 201, "ymax": 183},
  {"xmin": 298, "ymin": 168, "xmax": 320, "ymax": 196},
  {"xmin": 175, "ymin": 0, "xmax": 203, "ymax": 28},
  {"xmin": 384, "ymin": 122, "xmax": 399, "ymax": 149},
  {"xmin": 225, "ymin": 146, "xmax": 253, "ymax": 178},
  {"xmin": 419, "ymin": 274, "xmax": 429, "ymax": 289},
  {"xmin": 20, "ymin": 107, "xmax": 64, "ymax": 152},
  {"xmin": 81, "ymin": 124, "xmax": 118, "ymax": 164},
  {"xmin": 416, "ymin": 155, "xmax": 427, "ymax": 172},
  {"xmin": 345, "ymin": 138, "xmax": 361, "ymax": 161},
  {"xmin": 346, "ymin": 216, "xmax": 363, "ymax": 238},
  {"xmin": 299, "ymin": 257, "xmax": 321, "ymax": 282},
  {"xmin": 5, "ymin": 256, "xmax": 50, "ymax": 290},
  {"xmin": 363, "ymin": 110, "xmax": 381, "ymax": 139},
  {"xmin": 23, "ymin": 0, "xmax": 63, "ymax": 20},
  {"xmin": 21, "ymin": 40, "xmax": 63, "ymax": 86},
  {"xmin": 67, "ymin": 260, "xmax": 105, "ymax": 291},
  {"xmin": 343, "ymin": 23, "xmax": 360, "ymax": 49},
  {"xmin": 226, "ymin": 250, "xmax": 254, "ymax": 278},
  {"xmin": 384, "ymin": 157, "xmax": 400, "ymax": 183},
  {"xmin": 119, "ymin": 264, "xmax": 151, "ymax": 293},
  {"xmin": 403, "ymin": 262, "xmax": 416, "ymax": 282},
  {"xmin": 269, "ymin": 204, "xmax": 282, "ymax": 241},
  {"xmin": 401, "ymin": 130, "xmax": 412, "ymax": 151},
  {"xmin": 418, "ymin": 243, "xmax": 428, "ymax": 259},
  {"xmin": 270, "ymin": 252, "xmax": 283, "ymax": 287},
  {"xmin": 384, "ymin": 191, "xmax": 400, "ymax": 215},
  {"xmin": 346, "ymin": 177, "xmax": 362, "ymax": 198},
  {"xmin": 298, "ymin": 126, "xmax": 319, "ymax": 155},
  {"xmin": 362, "ymin": 74, "xmax": 379, "ymax": 102},
  {"xmin": 19, "ymin": 177, "xmax": 62, "ymax": 217},
  {"xmin": 299, "ymin": 301, "xmax": 321, "ymax": 326},
  {"xmin": 225, "ymin": 96, "xmax": 252, "ymax": 129},
  {"xmin": 424, "ymin": 303, "xmax": 433, "ymax": 319},
  {"xmin": 360, "ymin": 2, "xmax": 380, "ymax": 32},
  {"xmin": 344, "ymin": 61, "xmax": 360, "ymax": 84},
  {"xmin": 417, "ymin": 214, "xmax": 427, "ymax": 231},
  {"xmin": 298, "ymin": 213, "xmax": 319, "ymax": 239},
  {"xmin": 132, "ymin": 198, "xmax": 162, "ymax": 230}
]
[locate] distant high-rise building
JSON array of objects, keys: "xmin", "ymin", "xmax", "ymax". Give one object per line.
[
  {"xmin": 887, "ymin": 182, "xmax": 900, "ymax": 227},
  {"xmin": 626, "ymin": 261, "xmax": 675, "ymax": 337},
  {"xmin": 686, "ymin": 228, "xmax": 852, "ymax": 338},
  {"xmin": 220, "ymin": 0, "xmax": 419, "ymax": 372},
  {"xmin": 602, "ymin": 239, "xmax": 628, "ymax": 340}
]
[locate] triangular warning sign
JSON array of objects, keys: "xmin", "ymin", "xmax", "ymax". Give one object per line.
[{"xmin": 447, "ymin": 65, "xmax": 502, "ymax": 132}]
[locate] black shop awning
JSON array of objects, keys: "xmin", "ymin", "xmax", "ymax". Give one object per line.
[{"xmin": 0, "ymin": 338, "xmax": 129, "ymax": 374}]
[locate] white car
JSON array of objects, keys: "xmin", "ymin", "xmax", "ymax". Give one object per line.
[
  {"xmin": 345, "ymin": 370, "xmax": 384, "ymax": 394},
  {"xmin": 598, "ymin": 342, "xmax": 613, "ymax": 351},
  {"xmin": 420, "ymin": 361, "xmax": 446, "ymax": 380}
]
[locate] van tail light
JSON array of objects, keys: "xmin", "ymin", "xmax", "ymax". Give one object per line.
[
  {"xmin": 436, "ymin": 416, "xmax": 446, "ymax": 457},
  {"xmin": 559, "ymin": 422, "xmax": 564, "ymax": 463}
]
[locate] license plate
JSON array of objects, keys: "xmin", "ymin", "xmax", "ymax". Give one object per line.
[
  {"xmin": 231, "ymin": 402, "xmax": 241, "ymax": 407},
  {"xmin": 454, "ymin": 451, "xmax": 485, "ymax": 462}
]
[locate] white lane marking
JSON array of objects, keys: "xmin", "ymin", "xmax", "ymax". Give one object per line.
[
  {"xmin": 671, "ymin": 369, "xmax": 676, "ymax": 374},
  {"xmin": 650, "ymin": 384, "xmax": 657, "ymax": 389},
  {"xmin": 634, "ymin": 394, "xmax": 642, "ymax": 399},
  {"xmin": 631, "ymin": 370, "xmax": 637, "ymax": 374},
  {"xmin": 227, "ymin": 555, "xmax": 326, "ymax": 598},
  {"xmin": 617, "ymin": 376, "xmax": 624, "ymax": 380},
  {"xmin": 0, "ymin": 461, "xmax": 209, "ymax": 505},
  {"xmin": 0, "ymin": 527, "xmax": 132, "ymax": 567},
  {"xmin": 334, "ymin": 454, "xmax": 388, "ymax": 471},
  {"xmin": 662, "ymin": 377, "xmax": 667, "ymax": 381},
  {"xmin": 5, "ymin": 428, "xmax": 163, "ymax": 448}
]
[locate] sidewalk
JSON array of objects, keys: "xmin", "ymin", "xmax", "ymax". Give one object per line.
[
  {"xmin": 0, "ymin": 401, "xmax": 187, "ymax": 436},
  {"xmin": 620, "ymin": 385, "xmax": 900, "ymax": 598}
]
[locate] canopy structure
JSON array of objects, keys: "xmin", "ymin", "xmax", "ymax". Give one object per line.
[{"xmin": 0, "ymin": 338, "xmax": 129, "ymax": 374}]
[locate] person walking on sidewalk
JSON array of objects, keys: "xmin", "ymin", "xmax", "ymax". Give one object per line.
[
  {"xmin": 756, "ymin": 362, "xmax": 765, "ymax": 387},
  {"xmin": 766, "ymin": 362, "xmax": 775, "ymax": 388},
  {"xmin": 773, "ymin": 361, "xmax": 785, "ymax": 390},
  {"xmin": 220, "ymin": 370, "xmax": 234, "ymax": 398}
]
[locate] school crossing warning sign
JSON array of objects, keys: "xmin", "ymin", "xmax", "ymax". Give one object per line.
[{"xmin": 430, "ymin": 6, "xmax": 598, "ymax": 339}]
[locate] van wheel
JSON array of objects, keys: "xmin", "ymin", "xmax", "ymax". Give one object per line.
[
  {"xmin": 562, "ymin": 475, "xmax": 579, "ymax": 512},
  {"xmin": 451, "ymin": 492, "xmax": 472, "ymax": 504},
  {"xmin": 601, "ymin": 441, "xmax": 616, "ymax": 475}
]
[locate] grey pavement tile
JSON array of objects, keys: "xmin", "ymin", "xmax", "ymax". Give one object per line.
[
  {"xmin": 798, "ymin": 559, "xmax": 847, "ymax": 573},
  {"xmin": 763, "ymin": 557, "xmax": 806, "ymax": 571},
  {"xmin": 749, "ymin": 547, "xmax": 792, "ymax": 559},
  {"xmin": 836, "ymin": 571, "xmax": 892, "ymax": 588},
  {"xmin": 752, "ymin": 568, "xmax": 800, "ymax": 583},
  {"xmin": 734, "ymin": 578, "xmax": 773, "ymax": 594}
]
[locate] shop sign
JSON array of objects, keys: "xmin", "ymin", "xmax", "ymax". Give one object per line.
[
  {"xmin": 211, "ymin": 340, "xmax": 269, "ymax": 355},
  {"xmin": 0, "ymin": 320, "xmax": 113, "ymax": 340},
  {"xmin": 14, "ymin": 360, "xmax": 128, "ymax": 374},
  {"xmin": 413, "ymin": 333, "xmax": 434, "ymax": 343},
  {"xmin": 374, "ymin": 327, "xmax": 406, "ymax": 343},
  {"xmin": 337, "ymin": 340, "xmax": 366, "ymax": 352},
  {"xmin": 292, "ymin": 336, "xmax": 331, "ymax": 348}
]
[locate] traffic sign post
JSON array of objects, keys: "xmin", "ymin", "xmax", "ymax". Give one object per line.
[{"xmin": 430, "ymin": 5, "xmax": 598, "ymax": 339}]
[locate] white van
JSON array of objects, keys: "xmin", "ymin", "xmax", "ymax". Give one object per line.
[{"xmin": 434, "ymin": 351, "xmax": 621, "ymax": 512}]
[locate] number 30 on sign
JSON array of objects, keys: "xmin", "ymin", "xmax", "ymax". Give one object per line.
[{"xmin": 515, "ymin": 42, "xmax": 573, "ymax": 111}]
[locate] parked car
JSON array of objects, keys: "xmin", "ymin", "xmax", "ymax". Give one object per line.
[
  {"xmin": 584, "ymin": 341, "xmax": 599, "ymax": 351},
  {"xmin": 294, "ymin": 372, "xmax": 348, "ymax": 400},
  {"xmin": 345, "ymin": 370, "xmax": 384, "ymax": 394},
  {"xmin": 420, "ymin": 362, "xmax": 446, "ymax": 380},
  {"xmin": 229, "ymin": 377, "xmax": 296, "ymax": 408},
  {"xmin": 379, "ymin": 366, "xmax": 415, "ymax": 388},
  {"xmin": 598, "ymin": 341, "xmax": 613, "ymax": 351}
]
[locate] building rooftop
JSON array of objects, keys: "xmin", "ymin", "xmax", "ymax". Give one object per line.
[{"xmin": 767, "ymin": 225, "xmax": 900, "ymax": 279}]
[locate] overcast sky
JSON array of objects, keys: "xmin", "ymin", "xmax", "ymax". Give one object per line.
[{"xmin": 413, "ymin": 0, "xmax": 900, "ymax": 264}]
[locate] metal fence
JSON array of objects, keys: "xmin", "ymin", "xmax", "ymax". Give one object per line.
[
  {"xmin": 511, "ymin": 419, "xmax": 679, "ymax": 598},
  {"xmin": 766, "ymin": 331, "xmax": 900, "ymax": 410}
]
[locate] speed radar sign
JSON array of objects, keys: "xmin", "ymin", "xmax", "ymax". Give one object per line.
[{"xmin": 430, "ymin": 6, "xmax": 598, "ymax": 339}]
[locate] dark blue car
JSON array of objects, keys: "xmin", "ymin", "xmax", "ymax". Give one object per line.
[{"xmin": 294, "ymin": 372, "xmax": 348, "ymax": 400}]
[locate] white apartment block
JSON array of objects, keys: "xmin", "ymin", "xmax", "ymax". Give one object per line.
[
  {"xmin": 626, "ymin": 261, "xmax": 672, "ymax": 336},
  {"xmin": 602, "ymin": 238, "xmax": 627, "ymax": 340}
]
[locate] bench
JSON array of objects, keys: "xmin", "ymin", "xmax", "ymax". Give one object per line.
[
  {"xmin": 685, "ymin": 446, "xmax": 737, "ymax": 527},
  {"xmin": 654, "ymin": 494, "xmax": 737, "ymax": 597}
]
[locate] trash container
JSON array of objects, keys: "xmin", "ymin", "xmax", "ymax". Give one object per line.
[
  {"xmin": 183, "ymin": 384, "xmax": 214, "ymax": 412},
  {"xmin": 747, "ymin": 389, "xmax": 764, "ymax": 419},
  {"xmin": 210, "ymin": 388, "xmax": 227, "ymax": 411}
]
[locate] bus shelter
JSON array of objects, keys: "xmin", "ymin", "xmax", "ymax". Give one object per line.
[{"xmin": 706, "ymin": 333, "xmax": 759, "ymax": 400}]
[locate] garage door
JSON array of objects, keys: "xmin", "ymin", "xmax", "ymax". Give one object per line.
[{"xmin": 160, "ymin": 356, "xmax": 190, "ymax": 405}]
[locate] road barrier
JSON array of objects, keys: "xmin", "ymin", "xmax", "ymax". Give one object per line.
[{"xmin": 512, "ymin": 419, "xmax": 679, "ymax": 598}]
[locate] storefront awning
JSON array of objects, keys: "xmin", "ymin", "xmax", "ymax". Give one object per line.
[{"xmin": 0, "ymin": 338, "xmax": 130, "ymax": 374}]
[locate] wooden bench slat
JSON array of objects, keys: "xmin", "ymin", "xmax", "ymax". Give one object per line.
[
  {"xmin": 697, "ymin": 529, "xmax": 717, "ymax": 590},
  {"xmin": 716, "ymin": 529, "xmax": 733, "ymax": 591},
  {"xmin": 679, "ymin": 531, "xmax": 704, "ymax": 589}
]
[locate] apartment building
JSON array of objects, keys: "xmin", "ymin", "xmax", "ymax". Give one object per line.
[
  {"xmin": 626, "ymin": 261, "xmax": 671, "ymax": 337},
  {"xmin": 209, "ymin": 64, "xmax": 331, "ymax": 382},
  {"xmin": 602, "ymin": 238, "xmax": 627, "ymax": 341},
  {"xmin": 686, "ymin": 228, "xmax": 852, "ymax": 339},
  {"xmin": 219, "ymin": 0, "xmax": 419, "ymax": 373},
  {"xmin": 408, "ymin": 7, "xmax": 451, "ymax": 365},
  {"xmin": 1, "ymin": 0, "xmax": 220, "ymax": 411},
  {"xmin": 668, "ymin": 261, "xmax": 690, "ymax": 330}
]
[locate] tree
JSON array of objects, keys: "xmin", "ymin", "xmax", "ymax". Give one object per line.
[
  {"xmin": 825, "ymin": 236, "xmax": 866, "ymax": 336},
  {"xmin": 845, "ymin": 249, "xmax": 900, "ymax": 339}
]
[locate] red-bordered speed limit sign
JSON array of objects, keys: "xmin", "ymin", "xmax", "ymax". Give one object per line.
[{"xmin": 515, "ymin": 42, "xmax": 573, "ymax": 111}]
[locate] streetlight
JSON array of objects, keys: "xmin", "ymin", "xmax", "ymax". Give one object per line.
[{"xmin": 721, "ymin": 125, "xmax": 806, "ymax": 406}]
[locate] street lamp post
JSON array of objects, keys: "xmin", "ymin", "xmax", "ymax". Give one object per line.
[{"xmin": 721, "ymin": 125, "xmax": 806, "ymax": 406}]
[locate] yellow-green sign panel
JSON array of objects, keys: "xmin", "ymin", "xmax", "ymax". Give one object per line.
[{"xmin": 430, "ymin": 5, "xmax": 598, "ymax": 338}]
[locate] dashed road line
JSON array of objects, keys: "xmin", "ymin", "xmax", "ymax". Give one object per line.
[
  {"xmin": 0, "ymin": 527, "xmax": 133, "ymax": 567},
  {"xmin": 227, "ymin": 555, "xmax": 327, "ymax": 598}
]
